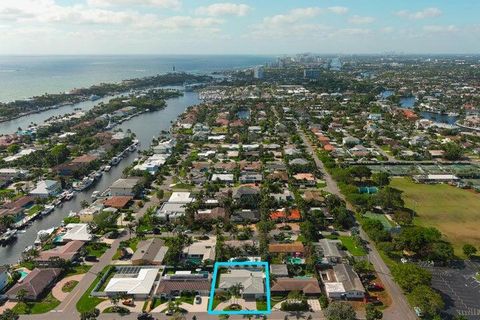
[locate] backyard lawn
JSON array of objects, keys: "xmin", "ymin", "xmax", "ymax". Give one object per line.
[
  {"xmin": 84, "ymin": 243, "xmax": 109, "ymax": 258},
  {"xmin": 339, "ymin": 235, "xmax": 367, "ymax": 256},
  {"xmin": 391, "ymin": 177, "xmax": 480, "ymax": 256},
  {"xmin": 13, "ymin": 293, "xmax": 60, "ymax": 314}
]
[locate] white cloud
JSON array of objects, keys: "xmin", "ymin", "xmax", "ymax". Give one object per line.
[
  {"xmin": 86, "ymin": 0, "xmax": 181, "ymax": 9},
  {"xmin": 157, "ymin": 16, "xmax": 223, "ymax": 30},
  {"xmin": 348, "ymin": 15, "xmax": 375, "ymax": 25},
  {"xmin": 395, "ymin": 7, "xmax": 442, "ymax": 20},
  {"xmin": 327, "ymin": 6, "xmax": 349, "ymax": 15},
  {"xmin": 195, "ymin": 3, "xmax": 251, "ymax": 17},
  {"xmin": 423, "ymin": 25, "xmax": 458, "ymax": 33},
  {"xmin": 264, "ymin": 7, "xmax": 324, "ymax": 26}
]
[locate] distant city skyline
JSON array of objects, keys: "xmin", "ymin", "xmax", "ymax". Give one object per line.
[{"xmin": 0, "ymin": 0, "xmax": 479, "ymax": 55}]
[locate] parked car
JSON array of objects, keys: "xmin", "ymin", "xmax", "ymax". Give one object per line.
[
  {"xmin": 366, "ymin": 282, "xmax": 384, "ymax": 291},
  {"xmin": 84, "ymin": 255, "xmax": 98, "ymax": 262},
  {"xmin": 137, "ymin": 312, "xmax": 154, "ymax": 320}
]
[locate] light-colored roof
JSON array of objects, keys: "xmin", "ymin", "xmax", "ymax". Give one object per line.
[
  {"xmin": 318, "ymin": 239, "xmax": 342, "ymax": 258},
  {"xmin": 168, "ymin": 192, "xmax": 194, "ymax": 203},
  {"xmin": 110, "ymin": 178, "xmax": 139, "ymax": 189},
  {"xmin": 183, "ymin": 238, "xmax": 216, "ymax": 261},
  {"xmin": 131, "ymin": 238, "xmax": 167, "ymax": 264},
  {"xmin": 218, "ymin": 269, "xmax": 265, "ymax": 295},
  {"xmin": 333, "ymin": 264, "xmax": 365, "ymax": 293},
  {"xmin": 63, "ymin": 223, "xmax": 92, "ymax": 241},
  {"xmin": 105, "ymin": 267, "xmax": 160, "ymax": 295}
]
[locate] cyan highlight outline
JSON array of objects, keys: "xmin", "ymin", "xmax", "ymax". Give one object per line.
[{"xmin": 207, "ymin": 261, "xmax": 271, "ymax": 316}]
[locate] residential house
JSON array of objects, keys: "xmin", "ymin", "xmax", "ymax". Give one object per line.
[
  {"xmin": 131, "ymin": 238, "xmax": 168, "ymax": 265},
  {"xmin": 35, "ymin": 240, "xmax": 84, "ymax": 267},
  {"xmin": 110, "ymin": 178, "xmax": 140, "ymax": 197},
  {"xmin": 271, "ymin": 278, "xmax": 321, "ymax": 297},
  {"xmin": 323, "ymin": 264, "xmax": 365, "ymax": 300},
  {"xmin": 29, "ymin": 180, "xmax": 61, "ymax": 198},
  {"xmin": 316, "ymin": 239, "xmax": 343, "ymax": 264},
  {"xmin": 156, "ymin": 272, "xmax": 211, "ymax": 298},
  {"xmin": 104, "ymin": 266, "xmax": 160, "ymax": 299},
  {"xmin": 217, "ymin": 269, "xmax": 265, "ymax": 300},
  {"xmin": 231, "ymin": 210, "xmax": 260, "ymax": 223},
  {"xmin": 270, "ymin": 264, "xmax": 289, "ymax": 278},
  {"xmin": 6, "ymin": 268, "xmax": 62, "ymax": 301},
  {"xmin": 268, "ymin": 242, "xmax": 305, "ymax": 257},
  {"xmin": 182, "ymin": 238, "xmax": 216, "ymax": 264}
]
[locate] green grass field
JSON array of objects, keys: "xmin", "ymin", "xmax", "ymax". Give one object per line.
[
  {"xmin": 391, "ymin": 177, "xmax": 480, "ymax": 256},
  {"xmin": 339, "ymin": 235, "xmax": 367, "ymax": 256},
  {"xmin": 12, "ymin": 293, "xmax": 60, "ymax": 314}
]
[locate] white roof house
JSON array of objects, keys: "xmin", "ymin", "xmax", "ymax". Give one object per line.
[
  {"xmin": 168, "ymin": 192, "xmax": 194, "ymax": 204},
  {"xmin": 182, "ymin": 238, "xmax": 216, "ymax": 262},
  {"xmin": 29, "ymin": 180, "xmax": 61, "ymax": 198},
  {"xmin": 211, "ymin": 174, "xmax": 234, "ymax": 183},
  {"xmin": 104, "ymin": 266, "xmax": 160, "ymax": 297},
  {"xmin": 62, "ymin": 223, "xmax": 93, "ymax": 242},
  {"xmin": 3, "ymin": 148, "xmax": 36, "ymax": 162}
]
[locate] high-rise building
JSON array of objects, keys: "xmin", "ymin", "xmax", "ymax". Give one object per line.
[{"xmin": 253, "ymin": 66, "xmax": 264, "ymax": 79}]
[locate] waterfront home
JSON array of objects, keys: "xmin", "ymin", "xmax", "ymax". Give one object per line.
[
  {"xmin": 35, "ymin": 240, "xmax": 85, "ymax": 267},
  {"xmin": 131, "ymin": 238, "xmax": 168, "ymax": 265},
  {"xmin": 109, "ymin": 178, "xmax": 141, "ymax": 197},
  {"xmin": 270, "ymin": 277, "xmax": 321, "ymax": 297},
  {"xmin": 103, "ymin": 196, "xmax": 133, "ymax": 209},
  {"xmin": 61, "ymin": 223, "xmax": 93, "ymax": 242},
  {"xmin": 6, "ymin": 268, "xmax": 62, "ymax": 301},
  {"xmin": 29, "ymin": 180, "xmax": 61, "ymax": 198},
  {"xmin": 78, "ymin": 204, "xmax": 104, "ymax": 222}
]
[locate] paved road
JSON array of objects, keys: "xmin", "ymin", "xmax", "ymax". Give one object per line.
[{"xmin": 299, "ymin": 129, "xmax": 417, "ymax": 320}]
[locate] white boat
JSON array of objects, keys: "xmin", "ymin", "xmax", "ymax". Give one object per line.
[
  {"xmin": 68, "ymin": 210, "xmax": 77, "ymax": 218},
  {"xmin": 0, "ymin": 229, "xmax": 17, "ymax": 243},
  {"xmin": 64, "ymin": 191, "xmax": 75, "ymax": 200},
  {"xmin": 24, "ymin": 245, "xmax": 35, "ymax": 253},
  {"xmin": 41, "ymin": 205, "xmax": 55, "ymax": 216},
  {"xmin": 110, "ymin": 157, "xmax": 120, "ymax": 166},
  {"xmin": 34, "ymin": 227, "xmax": 56, "ymax": 245},
  {"xmin": 104, "ymin": 165, "xmax": 112, "ymax": 172},
  {"xmin": 73, "ymin": 177, "xmax": 95, "ymax": 191},
  {"xmin": 91, "ymin": 191, "xmax": 100, "ymax": 199}
]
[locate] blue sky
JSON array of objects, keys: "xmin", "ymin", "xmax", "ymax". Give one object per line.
[{"xmin": 0, "ymin": 0, "xmax": 479, "ymax": 54}]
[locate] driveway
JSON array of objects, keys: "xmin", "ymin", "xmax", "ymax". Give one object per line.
[{"xmin": 51, "ymin": 274, "xmax": 84, "ymax": 302}]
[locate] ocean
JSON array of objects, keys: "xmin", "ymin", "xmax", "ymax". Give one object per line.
[{"xmin": 0, "ymin": 55, "xmax": 272, "ymax": 102}]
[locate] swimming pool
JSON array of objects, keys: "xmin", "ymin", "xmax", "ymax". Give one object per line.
[{"xmin": 15, "ymin": 269, "xmax": 29, "ymax": 280}]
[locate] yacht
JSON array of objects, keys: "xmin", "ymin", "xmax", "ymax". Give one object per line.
[
  {"xmin": 104, "ymin": 165, "xmax": 112, "ymax": 172},
  {"xmin": 0, "ymin": 229, "xmax": 17, "ymax": 244},
  {"xmin": 64, "ymin": 191, "xmax": 75, "ymax": 200},
  {"xmin": 91, "ymin": 191, "xmax": 100, "ymax": 199},
  {"xmin": 73, "ymin": 176, "xmax": 95, "ymax": 191}
]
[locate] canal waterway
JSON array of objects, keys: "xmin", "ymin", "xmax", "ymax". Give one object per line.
[{"xmin": 0, "ymin": 90, "xmax": 200, "ymax": 264}]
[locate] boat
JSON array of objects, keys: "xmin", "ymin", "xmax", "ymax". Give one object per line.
[
  {"xmin": 90, "ymin": 94, "xmax": 101, "ymax": 101},
  {"xmin": 53, "ymin": 199, "xmax": 62, "ymax": 207},
  {"xmin": 91, "ymin": 191, "xmax": 100, "ymax": 199},
  {"xmin": 110, "ymin": 157, "xmax": 120, "ymax": 166},
  {"xmin": 104, "ymin": 165, "xmax": 112, "ymax": 172},
  {"xmin": 73, "ymin": 176, "xmax": 95, "ymax": 191},
  {"xmin": 128, "ymin": 144, "xmax": 137, "ymax": 152},
  {"xmin": 34, "ymin": 227, "xmax": 56, "ymax": 245},
  {"xmin": 24, "ymin": 245, "xmax": 35, "ymax": 253},
  {"xmin": 94, "ymin": 171, "xmax": 103, "ymax": 179},
  {"xmin": 64, "ymin": 191, "xmax": 75, "ymax": 200},
  {"xmin": 0, "ymin": 229, "xmax": 17, "ymax": 243},
  {"xmin": 41, "ymin": 205, "xmax": 55, "ymax": 216},
  {"xmin": 68, "ymin": 211, "xmax": 77, "ymax": 218}
]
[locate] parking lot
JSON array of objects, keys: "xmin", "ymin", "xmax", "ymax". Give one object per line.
[{"xmin": 421, "ymin": 261, "xmax": 480, "ymax": 319}]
